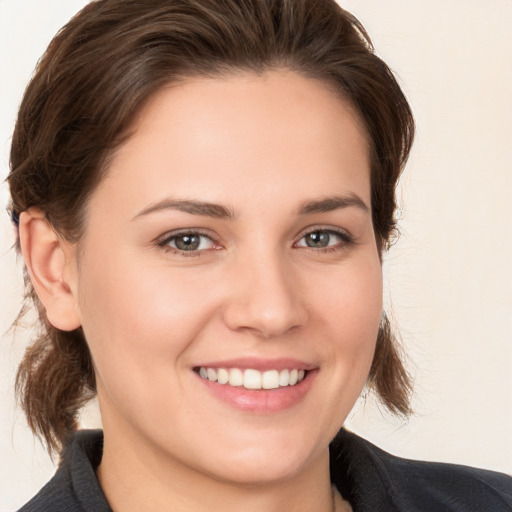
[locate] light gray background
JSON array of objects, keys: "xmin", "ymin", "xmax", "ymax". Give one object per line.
[{"xmin": 1, "ymin": 0, "xmax": 511, "ymax": 510}]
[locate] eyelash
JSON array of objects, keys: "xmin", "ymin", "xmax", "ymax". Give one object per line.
[
  {"xmin": 156, "ymin": 229, "xmax": 219, "ymax": 257},
  {"xmin": 156, "ymin": 226, "xmax": 355, "ymax": 257},
  {"xmin": 294, "ymin": 227, "xmax": 355, "ymax": 253}
]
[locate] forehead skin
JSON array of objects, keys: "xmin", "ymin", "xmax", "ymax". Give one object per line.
[{"xmin": 96, "ymin": 69, "xmax": 372, "ymax": 221}]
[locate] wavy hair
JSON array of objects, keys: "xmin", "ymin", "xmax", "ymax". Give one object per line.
[{"xmin": 8, "ymin": 0, "xmax": 414, "ymax": 454}]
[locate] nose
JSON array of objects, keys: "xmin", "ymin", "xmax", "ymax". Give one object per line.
[{"xmin": 222, "ymin": 252, "xmax": 308, "ymax": 339}]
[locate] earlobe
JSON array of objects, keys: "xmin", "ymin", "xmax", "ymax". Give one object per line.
[{"xmin": 19, "ymin": 209, "xmax": 81, "ymax": 331}]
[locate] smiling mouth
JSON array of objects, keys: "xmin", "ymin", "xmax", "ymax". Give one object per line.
[{"xmin": 195, "ymin": 367, "xmax": 307, "ymax": 390}]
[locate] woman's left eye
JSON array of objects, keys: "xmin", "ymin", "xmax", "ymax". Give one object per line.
[
  {"xmin": 295, "ymin": 229, "xmax": 351, "ymax": 249},
  {"xmin": 158, "ymin": 232, "xmax": 216, "ymax": 253}
]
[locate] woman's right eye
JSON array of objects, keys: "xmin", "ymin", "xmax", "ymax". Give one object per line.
[{"xmin": 158, "ymin": 232, "xmax": 217, "ymax": 254}]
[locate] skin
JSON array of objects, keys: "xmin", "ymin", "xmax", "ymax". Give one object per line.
[{"xmin": 21, "ymin": 69, "xmax": 382, "ymax": 512}]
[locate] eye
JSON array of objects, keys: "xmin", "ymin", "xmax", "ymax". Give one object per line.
[
  {"xmin": 158, "ymin": 231, "xmax": 217, "ymax": 253},
  {"xmin": 295, "ymin": 229, "xmax": 352, "ymax": 249}
]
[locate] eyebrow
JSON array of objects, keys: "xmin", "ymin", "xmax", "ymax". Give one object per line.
[
  {"xmin": 133, "ymin": 193, "xmax": 369, "ymax": 220},
  {"xmin": 298, "ymin": 194, "xmax": 369, "ymax": 215},
  {"xmin": 133, "ymin": 199, "xmax": 235, "ymax": 220}
]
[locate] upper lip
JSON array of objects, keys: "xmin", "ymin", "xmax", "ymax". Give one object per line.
[{"xmin": 194, "ymin": 357, "xmax": 316, "ymax": 372}]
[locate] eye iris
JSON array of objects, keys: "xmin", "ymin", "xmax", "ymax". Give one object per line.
[
  {"xmin": 305, "ymin": 231, "xmax": 330, "ymax": 248},
  {"xmin": 175, "ymin": 234, "xmax": 200, "ymax": 251}
]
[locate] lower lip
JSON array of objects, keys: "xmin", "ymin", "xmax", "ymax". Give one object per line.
[{"xmin": 195, "ymin": 370, "xmax": 317, "ymax": 413}]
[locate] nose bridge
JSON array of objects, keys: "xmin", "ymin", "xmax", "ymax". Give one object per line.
[{"xmin": 223, "ymin": 245, "xmax": 306, "ymax": 337}]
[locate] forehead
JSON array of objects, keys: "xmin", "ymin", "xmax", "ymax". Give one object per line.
[{"xmin": 96, "ymin": 70, "xmax": 371, "ymax": 214}]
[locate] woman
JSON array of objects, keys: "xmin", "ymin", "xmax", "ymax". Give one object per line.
[{"xmin": 6, "ymin": 0, "xmax": 511, "ymax": 510}]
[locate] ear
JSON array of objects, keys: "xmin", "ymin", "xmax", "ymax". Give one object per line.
[{"xmin": 19, "ymin": 209, "xmax": 81, "ymax": 331}]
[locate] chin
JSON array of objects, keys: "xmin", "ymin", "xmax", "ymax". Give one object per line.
[
  {"xmin": 188, "ymin": 431, "xmax": 328, "ymax": 487},
  {"xmin": 206, "ymin": 453, "xmax": 315, "ymax": 487}
]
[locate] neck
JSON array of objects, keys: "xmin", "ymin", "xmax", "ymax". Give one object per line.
[{"xmin": 97, "ymin": 425, "xmax": 346, "ymax": 512}]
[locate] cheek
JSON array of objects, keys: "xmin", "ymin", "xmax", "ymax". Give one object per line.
[
  {"xmin": 316, "ymin": 256, "xmax": 382, "ymax": 341},
  {"xmin": 76, "ymin": 253, "xmax": 216, "ymax": 393},
  {"xmin": 313, "ymin": 255, "xmax": 382, "ymax": 387}
]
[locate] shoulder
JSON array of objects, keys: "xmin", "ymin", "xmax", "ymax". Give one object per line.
[
  {"xmin": 16, "ymin": 430, "xmax": 110, "ymax": 512},
  {"xmin": 379, "ymin": 448, "xmax": 512, "ymax": 510},
  {"xmin": 17, "ymin": 460, "xmax": 76, "ymax": 512},
  {"xmin": 331, "ymin": 429, "xmax": 512, "ymax": 512},
  {"xmin": 17, "ymin": 479, "xmax": 76, "ymax": 512}
]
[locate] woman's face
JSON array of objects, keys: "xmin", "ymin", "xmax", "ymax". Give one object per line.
[{"xmin": 73, "ymin": 70, "xmax": 382, "ymax": 484}]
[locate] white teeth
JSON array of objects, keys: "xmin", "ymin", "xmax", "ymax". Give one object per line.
[
  {"xmin": 244, "ymin": 369, "xmax": 262, "ymax": 389},
  {"xmin": 198, "ymin": 366, "xmax": 307, "ymax": 389},
  {"xmin": 228, "ymin": 368, "xmax": 244, "ymax": 387},
  {"xmin": 217, "ymin": 368, "xmax": 229, "ymax": 384},
  {"xmin": 262, "ymin": 370, "xmax": 280, "ymax": 389},
  {"xmin": 279, "ymin": 369, "xmax": 290, "ymax": 386}
]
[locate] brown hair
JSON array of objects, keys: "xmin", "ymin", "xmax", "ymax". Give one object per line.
[{"xmin": 8, "ymin": 0, "xmax": 414, "ymax": 454}]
